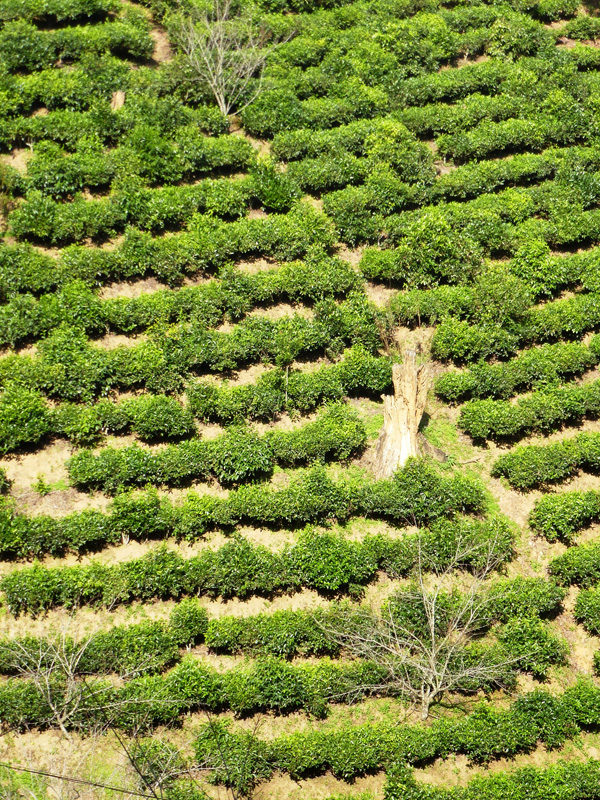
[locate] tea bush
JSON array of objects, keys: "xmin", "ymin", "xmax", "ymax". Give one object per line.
[
  {"xmin": 529, "ymin": 491, "xmax": 600, "ymax": 543},
  {"xmin": 0, "ymin": 459, "xmax": 487, "ymax": 558},
  {"xmin": 0, "ymin": 516, "xmax": 511, "ymax": 614}
]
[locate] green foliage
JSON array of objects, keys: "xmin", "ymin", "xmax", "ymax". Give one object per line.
[
  {"xmin": 529, "ymin": 490, "xmax": 600, "ymax": 543},
  {"xmin": 0, "ymin": 514, "xmax": 509, "ymax": 614},
  {"xmin": 435, "ymin": 341, "xmax": 597, "ymax": 404},
  {"xmin": 384, "ymin": 760, "xmax": 600, "ymax": 800},
  {"xmin": 498, "ymin": 617, "xmax": 568, "ymax": 678},
  {"xmin": 458, "ymin": 379, "xmax": 600, "ymax": 442},
  {"xmin": 66, "ymin": 404, "xmax": 366, "ymax": 492},
  {"xmin": 549, "ymin": 541, "xmax": 600, "ymax": 587},
  {"xmin": 0, "ymin": 384, "xmax": 50, "ymax": 454},
  {"xmin": 491, "ymin": 432, "xmax": 600, "ymax": 490},
  {"xmin": 0, "ymin": 458, "xmax": 488, "ymax": 559},
  {"xmin": 189, "ymin": 682, "xmax": 600, "ymax": 785}
]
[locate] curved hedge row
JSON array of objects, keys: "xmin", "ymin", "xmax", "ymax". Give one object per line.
[
  {"xmin": 66, "ymin": 403, "xmax": 367, "ymax": 491},
  {"xmin": 0, "ymin": 16, "xmax": 154, "ymax": 72},
  {"xmin": 0, "ymin": 653, "xmax": 389, "ymax": 731},
  {"xmin": 435, "ymin": 341, "xmax": 598, "ymax": 404},
  {"xmin": 0, "ymin": 460, "xmax": 486, "ymax": 558},
  {"xmin": 432, "ymin": 292, "xmax": 600, "ymax": 363},
  {"xmin": 385, "ymin": 760, "xmax": 600, "ymax": 800},
  {"xmin": 0, "ymin": 346, "xmax": 392, "ymax": 454},
  {"xmin": 0, "ymin": 204, "xmax": 335, "ymax": 297},
  {"xmin": 0, "ymin": 576, "xmax": 562, "ymax": 679},
  {"xmin": 549, "ymin": 541, "xmax": 600, "ymax": 587},
  {"xmin": 0, "ymin": 294, "xmax": 378, "ymax": 410},
  {"xmin": 0, "ymin": 0, "xmax": 119, "ymax": 23},
  {"xmin": 0, "ymin": 599, "xmax": 206, "ymax": 677},
  {"xmin": 0, "ymin": 516, "xmax": 512, "ymax": 614},
  {"xmin": 491, "ymin": 431, "xmax": 600, "ymax": 490},
  {"xmin": 437, "ymin": 110, "xmax": 592, "ymax": 163},
  {"xmin": 458, "ymin": 378, "xmax": 600, "ymax": 441},
  {"xmin": 0, "ymin": 620, "xmax": 567, "ymax": 733},
  {"xmin": 185, "ymin": 345, "xmax": 393, "ymax": 423},
  {"xmin": 530, "ymin": 490, "xmax": 600, "ymax": 543},
  {"xmin": 194, "ymin": 681, "xmax": 600, "ymax": 786},
  {"xmin": 0, "ymin": 252, "xmax": 359, "ymax": 348},
  {"xmin": 18, "ymin": 128, "xmax": 255, "ymax": 198},
  {"xmin": 395, "ymin": 243, "xmax": 600, "ymax": 333},
  {"xmin": 3, "ymin": 98, "xmax": 228, "ymax": 152}
]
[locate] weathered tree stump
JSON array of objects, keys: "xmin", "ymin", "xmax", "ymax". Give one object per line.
[
  {"xmin": 111, "ymin": 90, "xmax": 126, "ymax": 110},
  {"xmin": 373, "ymin": 351, "xmax": 431, "ymax": 479}
]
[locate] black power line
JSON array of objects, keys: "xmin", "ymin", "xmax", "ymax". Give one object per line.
[{"xmin": 0, "ymin": 761, "xmax": 158, "ymax": 798}]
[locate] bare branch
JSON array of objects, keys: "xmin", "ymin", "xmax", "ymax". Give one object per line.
[
  {"xmin": 170, "ymin": 0, "xmax": 293, "ymax": 117},
  {"xmin": 316, "ymin": 528, "xmax": 528, "ymax": 719}
]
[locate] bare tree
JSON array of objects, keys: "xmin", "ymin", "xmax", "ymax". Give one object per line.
[
  {"xmin": 0, "ymin": 632, "xmax": 106, "ymax": 739},
  {"xmin": 320, "ymin": 528, "xmax": 523, "ymax": 720},
  {"xmin": 0, "ymin": 627, "xmax": 263, "ymax": 800},
  {"xmin": 171, "ymin": 0, "xmax": 292, "ymax": 117}
]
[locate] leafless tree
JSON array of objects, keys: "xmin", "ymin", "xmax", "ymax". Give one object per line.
[
  {"xmin": 0, "ymin": 632, "xmax": 105, "ymax": 739},
  {"xmin": 171, "ymin": 0, "xmax": 292, "ymax": 117},
  {"xmin": 0, "ymin": 627, "xmax": 262, "ymax": 800},
  {"xmin": 319, "ymin": 528, "xmax": 524, "ymax": 720}
]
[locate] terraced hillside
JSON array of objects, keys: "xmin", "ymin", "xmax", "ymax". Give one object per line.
[{"xmin": 3, "ymin": 0, "xmax": 600, "ymax": 796}]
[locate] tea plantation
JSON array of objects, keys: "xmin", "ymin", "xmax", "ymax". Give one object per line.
[{"xmin": 1, "ymin": 0, "xmax": 600, "ymax": 795}]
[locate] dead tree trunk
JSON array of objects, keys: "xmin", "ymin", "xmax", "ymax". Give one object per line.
[{"xmin": 373, "ymin": 351, "xmax": 430, "ymax": 479}]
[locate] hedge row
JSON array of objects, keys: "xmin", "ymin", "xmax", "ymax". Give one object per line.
[
  {"xmin": 186, "ymin": 346, "xmax": 393, "ymax": 426},
  {"xmin": 324, "ymin": 144, "xmax": 591, "ymax": 243},
  {"xmin": 491, "ymin": 431, "xmax": 600, "ymax": 490},
  {"xmin": 432, "ymin": 291, "xmax": 600, "ymax": 364},
  {"xmin": 3, "ymin": 97, "xmax": 228, "ymax": 152},
  {"xmin": 0, "ymin": 617, "xmax": 569, "ymax": 733},
  {"xmin": 19, "ymin": 130, "xmax": 255, "ymax": 199},
  {"xmin": 573, "ymin": 586, "xmax": 600, "ymax": 635},
  {"xmin": 194, "ymin": 681, "xmax": 600, "ymax": 786},
  {"xmin": 0, "ymin": 385, "xmax": 204, "ymax": 452},
  {"xmin": 0, "ymin": 576, "xmax": 562, "ymax": 678},
  {"xmin": 0, "ymin": 346, "xmax": 391, "ymax": 453},
  {"xmin": 549, "ymin": 541, "xmax": 600, "ymax": 587},
  {"xmin": 458, "ymin": 378, "xmax": 600, "ymax": 441},
  {"xmin": 0, "ymin": 599, "xmax": 206, "ymax": 678},
  {"xmin": 435, "ymin": 341, "xmax": 598, "ymax": 403},
  {"xmin": 385, "ymin": 760, "xmax": 600, "ymax": 800},
  {"xmin": 9, "ymin": 164, "xmax": 307, "ymax": 244},
  {"xmin": 395, "ymin": 92, "xmax": 526, "ymax": 138},
  {"xmin": 392, "ymin": 242, "xmax": 596, "ymax": 332},
  {"xmin": 376, "ymin": 173, "xmax": 600, "ymax": 275},
  {"xmin": 10, "ymin": 180, "xmax": 252, "ymax": 245},
  {"xmin": 0, "ymin": 653, "xmax": 389, "ymax": 731},
  {"xmin": 529, "ymin": 490, "xmax": 600, "ymax": 543},
  {"xmin": 0, "ymin": 517, "xmax": 512, "ymax": 614},
  {"xmin": 204, "ymin": 577, "xmax": 564, "ymax": 660},
  {"xmin": 0, "ymin": 294, "xmax": 376, "ymax": 406},
  {"xmin": 0, "ymin": 0, "xmax": 119, "ymax": 23},
  {"xmin": 66, "ymin": 403, "xmax": 367, "ymax": 491},
  {"xmin": 0, "ymin": 460, "xmax": 486, "ymax": 558},
  {"xmin": 2, "ymin": 205, "xmax": 335, "ymax": 293},
  {"xmin": 437, "ymin": 109, "xmax": 593, "ymax": 162},
  {"xmin": 434, "ymin": 236, "xmax": 597, "ymax": 315},
  {"xmin": 0, "ymin": 252, "xmax": 359, "ymax": 348},
  {"xmin": 0, "ymin": 16, "xmax": 153, "ymax": 72},
  {"xmin": 430, "ymin": 145, "xmax": 579, "ymax": 202}
]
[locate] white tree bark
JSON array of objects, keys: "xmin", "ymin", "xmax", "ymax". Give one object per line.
[{"xmin": 373, "ymin": 351, "xmax": 430, "ymax": 479}]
